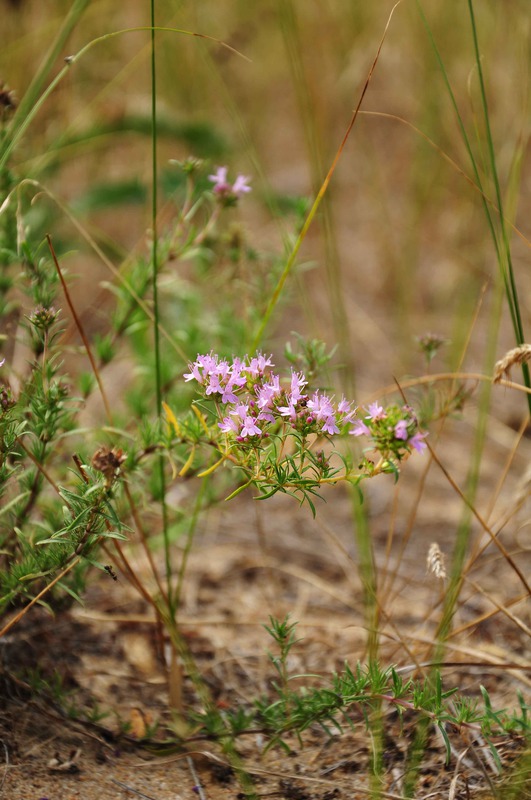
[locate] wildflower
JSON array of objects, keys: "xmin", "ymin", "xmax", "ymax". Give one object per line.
[
  {"xmin": 219, "ymin": 415, "xmax": 239, "ymax": 434},
  {"xmin": 321, "ymin": 415, "xmax": 340, "ymax": 436},
  {"xmin": 204, "ymin": 372, "xmax": 223, "ymax": 396},
  {"xmin": 366, "ymin": 402, "xmax": 385, "ymax": 421},
  {"xmin": 307, "ymin": 392, "xmax": 339, "ymax": 435},
  {"xmin": 277, "ymin": 399, "xmax": 298, "ymax": 422},
  {"xmin": 184, "ymin": 352, "xmax": 218, "ymax": 383},
  {"xmin": 256, "ymin": 374, "xmax": 281, "ymax": 412},
  {"xmin": 0, "ymin": 357, "xmax": 4, "ymax": 368},
  {"xmin": 222, "ymin": 403, "xmax": 262, "ymax": 439},
  {"xmin": 231, "ymin": 174, "xmax": 252, "ymax": 196},
  {"xmin": 208, "ymin": 166, "xmax": 252, "ymax": 202},
  {"xmin": 184, "ymin": 352, "xmax": 428, "ymax": 467},
  {"xmin": 394, "ymin": 419, "xmax": 409, "ymax": 441},
  {"xmin": 246, "ymin": 353, "xmax": 273, "ymax": 377},
  {"xmin": 337, "ymin": 397, "xmax": 354, "ymax": 418},
  {"xmin": 350, "ymin": 419, "xmax": 370, "ymax": 437},
  {"xmin": 240, "ymin": 414, "xmax": 261, "ymax": 438},
  {"xmin": 209, "ymin": 166, "xmax": 232, "ymax": 194},
  {"xmin": 289, "ymin": 370, "xmax": 308, "ymax": 403},
  {"xmin": 409, "ymin": 431, "xmax": 428, "ymax": 453}
]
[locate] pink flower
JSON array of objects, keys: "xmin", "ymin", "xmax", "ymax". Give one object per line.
[
  {"xmin": 228, "ymin": 403, "xmax": 262, "ymax": 438},
  {"xmin": 240, "ymin": 414, "xmax": 261, "ymax": 438},
  {"xmin": 409, "ymin": 431, "xmax": 428, "ymax": 453},
  {"xmin": 350, "ymin": 420, "xmax": 371, "ymax": 437},
  {"xmin": 278, "ymin": 401, "xmax": 297, "ymax": 421},
  {"xmin": 219, "ymin": 416, "xmax": 239, "ymax": 434},
  {"xmin": 366, "ymin": 402, "xmax": 385, "ymax": 421},
  {"xmin": 289, "ymin": 371, "xmax": 307, "ymax": 403},
  {"xmin": 322, "ymin": 416, "xmax": 340, "ymax": 436},
  {"xmin": 184, "ymin": 353, "xmax": 218, "ymax": 383},
  {"xmin": 306, "ymin": 392, "xmax": 341, "ymax": 435},
  {"xmin": 394, "ymin": 420, "xmax": 409, "ymax": 441},
  {"xmin": 208, "ymin": 166, "xmax": 232, "ymax": 194},
  {"xmin": 256, "ymin": 375, "xmax": 281, "ymax": 410},
  {"xmin": 337, "ymin": 397, "xmax": 353, "ymax": 416},
  {"xmin": 246, "ymin": 353, "xmax": 273, "ymax": 377},
  {"xmin": 208, "ymin": 166, "xmax": 252, "ymax": 198},
  {"xmin": 232, "ymin": 174, "xmax": 252, "ymax": 196},
  {"xmin": 205, "ymin": 373, "xmax": 223, "ymax": 396}
]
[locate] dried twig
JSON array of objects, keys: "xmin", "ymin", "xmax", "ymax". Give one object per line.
[{"xmin": 109, "ymin": 778, "xmax": 160, "ymax": 800}]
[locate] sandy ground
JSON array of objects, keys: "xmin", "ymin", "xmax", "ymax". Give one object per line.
[{"xmin": 2, "ymin": 460, "xmax": 530, "ymax": 799}]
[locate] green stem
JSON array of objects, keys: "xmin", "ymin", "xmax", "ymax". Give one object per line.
[
  {"xmin": 149, "ymin": 2, "xmax": 171, "ymax": 604},
  {"xmin": 173, "ymin": 477, "xmax": 206, "ymax": 612},
  {"xmin": 351, "ymin": 487, "xmax": 379, "ymax": 661}
]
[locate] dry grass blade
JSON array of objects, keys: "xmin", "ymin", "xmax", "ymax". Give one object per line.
[
  {"xmin": 424, "ymin": 440, "xmax": 531, "ymax": 595},
  {"xmin": 46, "ymin": 234, "xmax": 113, "ymax": 423},
  {"xmin": 493, "ymin": 345, "xmax": 531, "ymax": 383},
  {"xmin": 0, "ymin": 558, "xmax": 81, "ymax": 639},
  {"xmin": 466, "ymin": 578, "xmax": 531, "ymax": 638}
]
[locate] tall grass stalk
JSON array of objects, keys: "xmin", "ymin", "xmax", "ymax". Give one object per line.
[
  {"xmin": 416, "ymin": 0, "xmax": 531, "ymax": 413},
  {"xmin": 351, "ymin": 488, "xmax": 379, "ymax": 661},
  {"xmin": 467, "ymin": 0, "xmax": 528, "ymax": 367},
  {"xmin": 149, "ymin": 1, "xmax": 171, "ymax": 611},
  {"xmin": 351, "ymin": 487, "xmax": 384, "ymax": 798}
]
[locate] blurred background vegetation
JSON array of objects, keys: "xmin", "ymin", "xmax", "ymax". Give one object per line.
[{"xmin": 2, "ymin": 0, "xmax": 529, "ymax": 393}]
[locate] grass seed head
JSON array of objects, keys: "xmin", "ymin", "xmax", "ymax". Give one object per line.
[
  {"xmin": 493, "ymin": 345, "xmax": 531, "ymax": 383},
  {"xmin": 427, "ymin": 542, "xmax": 447, "ymax": 580}
]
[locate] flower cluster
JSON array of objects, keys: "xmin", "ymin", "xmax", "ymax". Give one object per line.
[
  {"xmin": 351, "ymin": 401, "xmax": 427, "ymax": 455},
  {"xmin": 183, "ymin": 353, "xmax": 427, "ymax": 460},
  {"xmin": 184, "ymin": 352, "xmax": 356, "ymax": 441},
  {"xmin": 29, "ymin": 305, "xmax": 59, "ymax": 331},
  {"xmin": 208, "ymin": 166, "xmax": 252, "ymax": 204}
]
